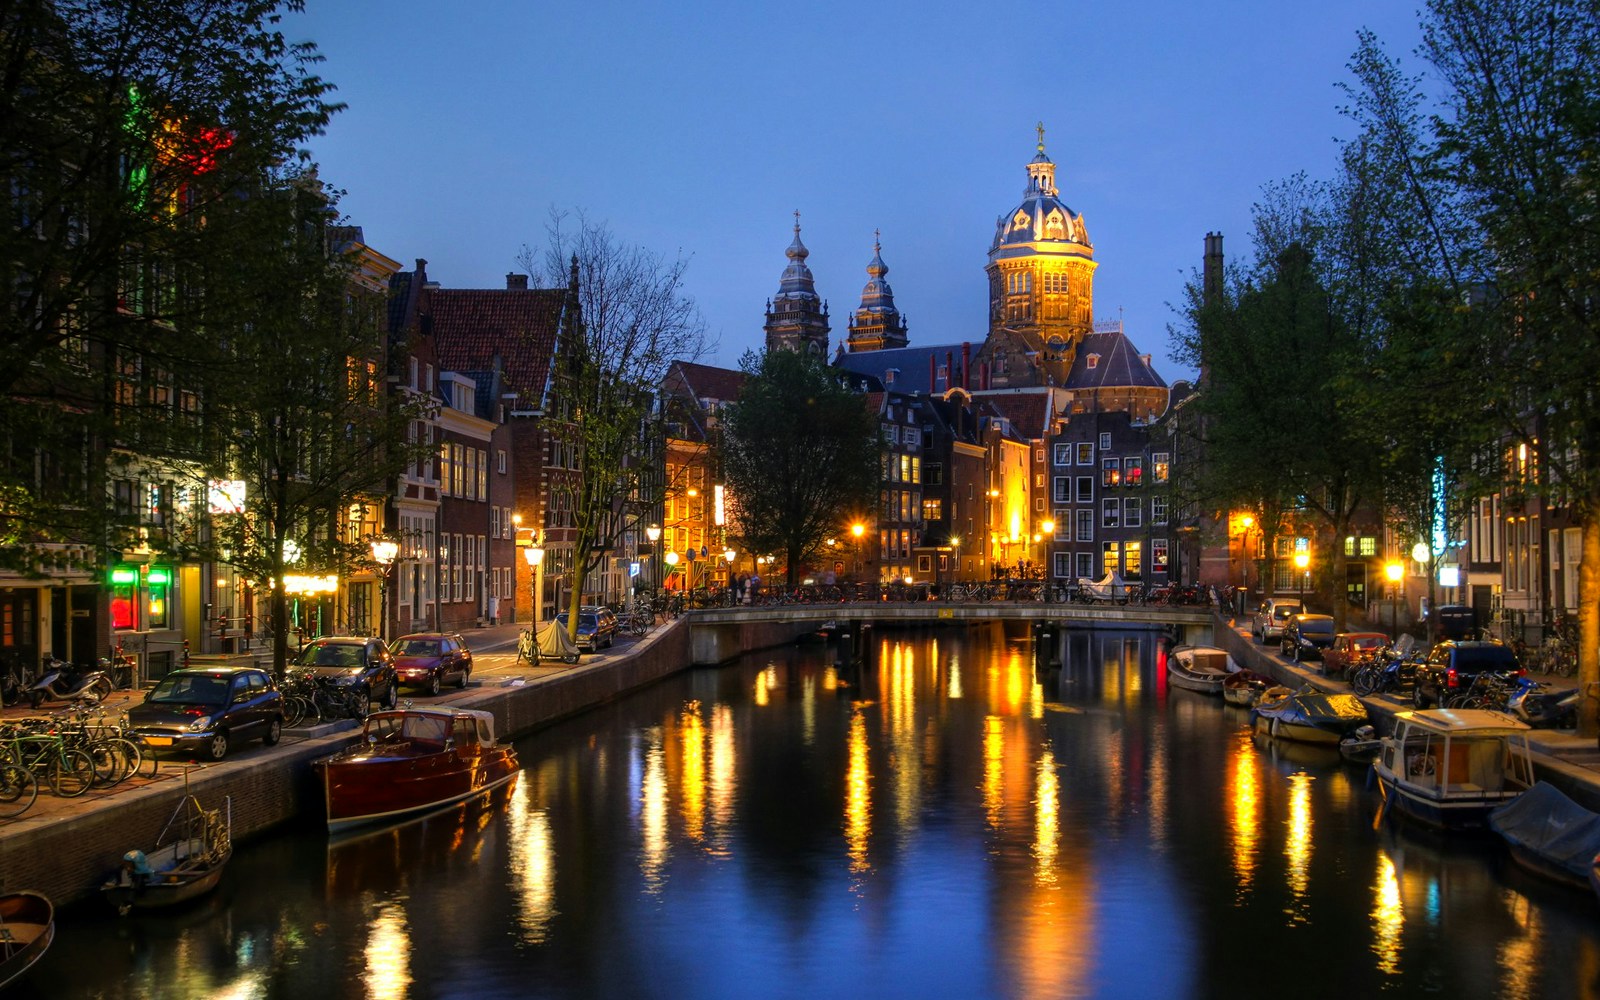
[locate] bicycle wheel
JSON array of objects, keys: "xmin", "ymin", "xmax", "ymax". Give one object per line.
[
  {"xmin": 0, "ymin": 763, "xmax": 37, "ymax": 817},
  {"xmin": 49, "ymin": 748, "xmax": 95, "ymax": 797},
  {"xmin": 1351, "ymin": 667, "xmax": 1376, "ymax": 697},
  {"xmin": 281, "ymin": 694, "xmax": 306, "ymax": 728},
  {"xmin": 86, "ymin": 742, "xmax": 120, "ymax": 786},
  {"xmin": 108, "ymin": 738, "xmax": 141, "ymax": 783}
]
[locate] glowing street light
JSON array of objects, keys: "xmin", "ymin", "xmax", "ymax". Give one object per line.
[
  {"xmin": 524, "ymin": 540, "xmax": 545, "ymax": 625},
  {"xmin": 1385, "ymin": 560, "xmax": 1405, "ymax": 639},
  {"xmin": 369, "ymin": 538, "xmax": 399, "ymax": 642},
  {"xmin": 1294, "ymin": 551, "xmax": 1310, "ymax": 605}
]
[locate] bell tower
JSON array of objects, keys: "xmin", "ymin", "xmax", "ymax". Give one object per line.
[
  {"xmin": 763, "ymin": 212, "xmax": 831, "ymax": 356},
  {"xmin": 845, "ymin": 231, "xmax": 909, "ymax": 352}
]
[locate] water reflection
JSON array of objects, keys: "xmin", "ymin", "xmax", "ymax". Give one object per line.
[
  {"xmin": 1283, "ymin": 773, "xmax": 1314, "ymax": 924},
  {"xmin": 1229, "ymin": 730, "xmax": 1260, "ymax": 895},
  {"xmin": 506, "ymin": 779, "xmax": 557, "ymax": 944},
  {"xmin": 362, "ymin": 901, "xmax": 412, "ymax": 998},
  {"xmin": 1371, "ymin": 851, "xmax": 1403, "ymax": 974},
  {"xmin": 845, "ymin": 709, "xmax": 871, "ymax": 875}
]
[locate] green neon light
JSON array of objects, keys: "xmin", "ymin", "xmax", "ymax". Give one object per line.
[
  {"xmin": 110, "ymin": 567, "xmax": 138, "ymax": 585},
  {"xmin": 147, "ymin": 567, "xmax": 171, "ymax": 584}
]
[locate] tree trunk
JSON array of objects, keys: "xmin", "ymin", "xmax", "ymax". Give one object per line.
[{"xmin": 1580, "ymin": 512, "xmax": 1599, "ymax": 738}]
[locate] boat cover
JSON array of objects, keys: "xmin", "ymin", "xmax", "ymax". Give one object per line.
[
  {"xmin": 1489, "ymin": 781, "xmax": 1600, "ymax": 884},
  {"xmin": 1253, "ymin": 691, "xmax": 1369, "ymax": 732}
]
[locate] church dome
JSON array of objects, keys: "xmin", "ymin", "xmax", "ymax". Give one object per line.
[{"xmin": 990, "ymin": 126, "xmax": 1091, "ymax": 256}]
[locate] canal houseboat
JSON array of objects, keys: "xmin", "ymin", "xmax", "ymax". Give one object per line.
[
  {"xmin": 313, "ymin": 707, "xmax": 519, "ymax": 834},
  {"xmin": 1373, "ymin": 709, "xmax": 1535, "ymax": 832}
]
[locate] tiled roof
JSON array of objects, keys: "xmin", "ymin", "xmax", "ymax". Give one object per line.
[
  {"xmin": 671, "ymin": 361, "xmax": 746, "ymax": 403},
  {"xmin": 1065, "ymin": 330, "xmax": 1168, "ymax": 390},
  {"xmin": 834, "ymin": 342, "xmax": 978, "ymax": 395},
  {"xmin": 430, "ymin": 289, "xmax": 568, "ymax": 411},
  {"xmin": 973, "ymin": 390, "xmax": 1059, "ymax": 438}
]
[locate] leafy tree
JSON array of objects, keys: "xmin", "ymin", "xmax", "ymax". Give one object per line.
[
  {"xmin": 722, "ymin": 349, "xmax": 879, "ymax": 587},
  {"xmin": 518, "ymin": 213, "xmax": 709, "ymax": 637}
]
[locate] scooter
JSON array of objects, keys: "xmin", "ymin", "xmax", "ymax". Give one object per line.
[
  {"xmin": 28, "ymin": 657, "xmax": 113, "ymax": 709},
  {"xmin": 1506, "ymin": 675, "xmax": 1578, "ymax": 729}
]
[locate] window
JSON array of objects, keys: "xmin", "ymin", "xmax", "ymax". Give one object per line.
[
  {"xmin": 1102, "ymin": 458, "xmax": 1121, "ymax": 488},
  {"xmin": 1124, "ymin": 541, "xmax": 1143, "ymax": 579},
  {"xmin": 924, "ymin": 462, "xmax": 944, "ymax": 486},
  {"xmin": 1053, "ymin": 443, "xmax": 1071, "ymax": 466},
  {"xmin": 1053, "ymin": 510, "xmax": 1067, "ymax": 538},
  {"xmin": 922, "ymin": 498, "xmax": 942, "ymax": 521},
  {"xmin": 1076, "ymin": 476, "xmax": 1093, "ymax": 503},
  {"xmin": 1360, "ymin": 536, "xmax": 1377, "ymax": 557},
  {"xmin": 1053, "ymin": 477, "xmax": 1072, "ymax": 503},
  {"xmin": 439, "ymin": 442, "xmax": 452, "ymax": 496},
  {"xmin": 1123, "ymin": 498, "xmax": 1141, "ymax": 527},
  {"xmin": 1123, "ymin": 457, "xmax": 1142, "ymax": 487},
  {"xmin": 1075, "ymin": 552, "xmax": 1094, "ymax": 578},
  {"xmin": 1098, "ymin": 432, "xmax": 1111, "ymax": 450},
  {"xmin": 497, "ymin": 449, "xmax": 507, "ymax": 474},
  {"xmin": 1076, "ymin": 509, "xmax": 1094, "ymax": 542},
  {"xmin": 1152, "ymin": 496, "xmax": 1168, "ymax": 526},
  {"xmin": 1034, "ymin": 473, "xmax": 1044, "ymax": 488},
  {"xmin": 1153, "ymin": 452, "xmax": 1170, "ymax": 483},
  {"xmin": 1053, "ymin": 552, "xmax": 1072, "ymax": 579},
  {"xmin": 1076, "ymin": 443, "xmax": 1094, "ymax": 465},
  {"xmin": 1152, "ymin": 538, "xmax": 1169, "ymax": 574},
  {"xmin": 478, "ymin": 449, "xmax": 488, "ymax": 497},
  {"xmin": 1102, "ymin": 499, "xmax": 1120, "ymax": 528},
  {"xmin": 1102, "ymin": 541, "xmax": 1121, "ymax": 576}
]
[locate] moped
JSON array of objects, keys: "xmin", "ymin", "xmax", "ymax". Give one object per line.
[
  {"xmin": 1506, "ymin": 676, "xmax": 1577, "ymax": 729},
  {"xmin": 28, "ymin": 657, "xmax": 113, "ymax": 709}
]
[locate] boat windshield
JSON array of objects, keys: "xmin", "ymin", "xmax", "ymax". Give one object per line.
[
  {"xmin": 148, "ymin": 674, "xmax": 228, "ymax": 706},
  {"xmin": 365, "ymin": 713, "xmax": 451, "ymax": 744}
]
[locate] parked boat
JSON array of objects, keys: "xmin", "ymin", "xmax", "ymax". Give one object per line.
[
  {"xmin": 1372, "ymin": 709, "xmax": 1535, "ymax": 832},
  {"xmin": 1251, "ymin": 687, "xmax": 1369, "ymax": 745},
  {"xmin": 1167, "ymin": 644, "xmax": 1232, "ymax": 695},
  {"xmin": 1223, "ymin": 669, "xmax": 1273, "ymax": 707},
  {"xmin": 1488, "ymin": 781, "xmax": 1600, "ymax": 892},
  {"xmin": 102, "ymin": 792, "xmax": 232, "ymax": 916},
  {"xmin": 313, "ymin": 707, "xmax": 520, "ymax": 834},
  {"xmin": 0, "ymin": 891, "xmax": 53, "ymax": 990}
]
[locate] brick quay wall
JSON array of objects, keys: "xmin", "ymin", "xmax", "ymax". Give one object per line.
[{"xmin": 2, "ymin": 616, "xmax": 810, "ymax": 908}]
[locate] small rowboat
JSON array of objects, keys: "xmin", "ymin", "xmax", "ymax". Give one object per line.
[
  {"xmin": 0, "ymin": 890, "xmax": 54, "ymax": 989},
  {"xmin": 1168, "ymin": 644, "xmax": 1233, "ymax": 695},
  {"xmin": 1223, "ymin": 669, "xmax": 1273, "ymax": 707}
]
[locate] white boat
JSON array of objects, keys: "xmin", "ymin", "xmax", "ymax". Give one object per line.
[
  {"xmin": 1167, "ymin": 644, "xmax": 1232, "ymax": 695},
  {"xmin": 1373, "ymin": 709, "xmax": 1535, "ymax": 832}
]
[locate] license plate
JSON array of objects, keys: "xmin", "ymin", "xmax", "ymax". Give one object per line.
[{"xmin": 143, "ymin": 737, "xmax": 173, "ymax": 746}]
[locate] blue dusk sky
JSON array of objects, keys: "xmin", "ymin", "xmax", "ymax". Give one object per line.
[{"xmin": 290, "ymin": 1, "xmax": 1426, "ymax": 385}]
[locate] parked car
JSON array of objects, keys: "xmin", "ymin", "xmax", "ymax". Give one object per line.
[
  {"xmin": 292, "ymin": 636, "xmax": 398, "ymax": 716},
  {"xmin": 1251, "ymin": 598, "xmax": 1303, "ymax": 644},
  {"xmin": 127, "ymin": 666, "xmax": 284, "ymax": 761},
  {"xmin": 1321, "ymin": 631, "xmax": 1389, "ymax": 678},
  {"xmin": 556, "ymin": 609, "xmax": 617, "ymax": 651},
  {"xmin": 1412, "ymin": 639, "xmax": 1523, "ymax": 709},
  {"xmin": 389, "ymin": 632, "xmax": 473, "ymax": 695},
  {"xmin": 1279, "ymin": 614, "xmax": 1336, "ymax": 662}
]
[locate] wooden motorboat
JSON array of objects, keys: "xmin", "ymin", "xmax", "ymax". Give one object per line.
[
  {"xmin": 1489, "ymin": 781, "xmax": 1600, "ymax": 892},
  {"xmin": 1223, "ymin": 669, "xmax": 1272, "ymax": 707},
  {"xmin": 1373, "ymin": 709, "xmax": 1535, "ymax": 832},
  {"xmin": 314, "ymin": 707, "xmax": 520, "ymax": 834},
  {"xmin": 102, "ymin": 792, "xmax": 232, "ymax": 916},
  {"xmin": 1167, "ymin": 644, "xmax": 1232, "ymax": 695},
  {"xmin": 1251, "ymin": 687, "xmax": 1369, "ymax": 745},
  {"xmin": 0, "ymin": 891, "xmax": 53, "ymax": 990}
]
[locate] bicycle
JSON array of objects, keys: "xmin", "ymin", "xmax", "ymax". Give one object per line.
[
  {"xmin": 0, "ymin": 759, "xmax": 37, "ymax": 817},
  {"xmin": 1, "ymin": 723, "xmax": 96, "ymax": 797},
  {"xmin": 516, "ymin": 628, "xmax": 538, "ymax": 664}
]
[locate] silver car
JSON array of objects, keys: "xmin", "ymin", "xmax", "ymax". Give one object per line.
[{"xmin": 1251, "ymin": 598, "xmax": 1304, "ymax": 644}]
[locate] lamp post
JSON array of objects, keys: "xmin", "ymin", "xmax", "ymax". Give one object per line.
[
  {"xmin": 1039, "ymin": 520, "xmax": 1054, "ymax": 599},
  {"xmin": 523, "ymin": 541, "xmax": 544, "ymax": 625},
  {"xmin": 369, "ymin": 538, "xmax": 399, "ymax": 642},
  {"xmin": 646, "ymin": 525, "xmax": 661, "ymax": 593},
  {"xmin": 1294, "ymin": 551, "xmax": 1310, "ymax": 607},
  {"xmin": 850, "ymin": 522, "xmax": 864, "ymax": 584},
  {"xmin": 1385, "ymin": 560, "xmax": 1404, "ymax": 639}
]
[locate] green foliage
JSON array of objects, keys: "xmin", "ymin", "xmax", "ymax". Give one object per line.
[{"xmin": 722, "ymin": 349, "xmax": 880, "ymax": 586}]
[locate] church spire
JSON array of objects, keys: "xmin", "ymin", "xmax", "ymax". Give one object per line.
[
  {"xmin": 1026, "ymin": 120, "xmax": 1058, "ymax": 197},
  {"xmin": 764, "ymin": 211, "xmax": 830, "ymax": 355},
  {"xmin": 846, "ymin": 229, "xmax": 908, "ymax": 353}
]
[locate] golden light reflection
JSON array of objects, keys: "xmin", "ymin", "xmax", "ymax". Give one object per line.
[
  {"xmin": 1033, "ymin": 747, "xmax": 1060, "ymax": 883},
  {"xmin": 506, "ymin": 777, "xmax": 557, "ymax": 944},
  {"xmin": 1283, "ymin": 773, "xmax": 1313, "ymax": 924},
  {"xmin": 1004, "ymin": 647, "xmax": 1027, "ymax": 714},
  {"xmin": 1495, "ymin": 889, "xmax": 1541, "ymax": 1000},
  {"xmin": 1229, "ymin": 731, "xmax": 1259, "ymax": 895},
  {"xmin": 947, "ymin": 650, "xmax": 964, "ymax": 700},
  {"xmin": 802, "ymin": 673, "xmax": 817, "ymax": 745},
  {"xmin": 640, "ymin": 729, "xmax": 669, "ymax": 893},
  {"xmin": 1146, "ymin": 724, "xmax": 1168, "ymax": 843},
  {"xmin": 753, "ymin": 663, "xmax": 778, "ymax": 706},
  {"xmin": 822, "ymin": 664, "xmax": 840, "ymax": 691},
  {"xmin": 983, "ymin": 715, "xmax": 1004, "ymax": 829},
  {"xmin": 845, "ymin": 709, "xmax": 872, "ymax": 874},
  {"xmin": 678, "ymin": 701, "xmax": 706, "ymax": 842},
  {"xmin": 708, "ymin": 703, "xmax": 736, "ymax": 854},
  {"xmin": 363, "ymin": 901, "xmax": 412, "ymax": 999},
  {"xmin": 1371, "ymin": 851, "xmax": 1403, "ymax": 975}
]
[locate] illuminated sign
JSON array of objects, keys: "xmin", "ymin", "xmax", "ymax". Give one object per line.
[
  {"xmin": 147, "ymin": 567, "xmax": 172, "ymax": 585},
  {"xmin": 714, "ymin": 484, "xmax": 726, "ymax": 526},
  {"xmin": 110, "ymin": 567, "xmax": 139, "ymax": 585}
]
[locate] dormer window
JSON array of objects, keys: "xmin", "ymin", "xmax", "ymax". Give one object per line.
[
  {"xmin": 1086, "ymin": 354, "xmax": 1100, "ymax": 370},
  {"xmin": 1044, "ymin": 210, "xmax": 1066, "ymax": 239},
  {"xmin": 1013, "ymin": 211, "xmax": 1031, "ymax": 231}
]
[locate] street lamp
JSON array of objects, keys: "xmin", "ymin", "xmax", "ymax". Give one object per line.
[
  {"xmin": 1038, "ymin": 521, "xmax": 1054, "ymax": 600},
  {"xmin": 369, "ymin": 538, "xmax": 399, "ymax": 642},
  {"xmin": 1385, "ymin": 560, "xmax": 1404, "ymax": 639},
  {"xmin": 646, "ymin": 525, "xmax": 661, "ymax": 592},
  {"xmin": 524, "ymin": 541, "xmax": 544, "ymax": 625},
  {"xmin": 1294, "ymin": 551, "xmax": 1309, "ymax": 607},
  {"xmin": 850, "ymin": 522, "xmax": 864, "ymax": 583}
]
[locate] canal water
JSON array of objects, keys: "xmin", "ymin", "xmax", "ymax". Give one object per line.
[{"xmin": 28, "ymin": 625, "xmax": 1600, "ymax": 999}]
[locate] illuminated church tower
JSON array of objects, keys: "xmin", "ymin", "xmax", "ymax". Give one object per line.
[
  {"xmin": 763, "ymin": 212, "xmax": 830, "ymax": 356},
  {"xmin": 976, "ymin": 124, "xmax": 1097, "ymax": 387},
  {"xmin": 844, "ymin": 232, "xmax": 909, "ymax": 352}
]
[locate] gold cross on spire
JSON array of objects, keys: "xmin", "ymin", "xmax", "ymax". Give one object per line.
[
  {"xmin": 874, "ymin": 228, "xmax": 881, "ymax": 252},
  {"xmin": 793, "ymin": 209, "xmax": 801, "ymax": 234},
  {"xmin": 1036, "ymin": 121, "xmax": 1046, "ymax": 154}
]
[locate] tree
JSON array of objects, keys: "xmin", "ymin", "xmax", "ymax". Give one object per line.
[
  {"xmin": 1, "ymin": 0, "xmax": 341, "ymax": 574},
  {"xmin": 518, "ymin": 213, "xmax": 709, "ymax": 637},
  {"xmin": 722, "ymin": 349, "xmax": 880, "ymax": 588}
]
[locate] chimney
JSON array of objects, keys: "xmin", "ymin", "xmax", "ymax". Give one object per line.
[
  {"xmin": 415, "ymin": 258, "xmax": 428, "ymax": 284},
  {"xmin": 1203, "ymin": 233, "xmax": 1224, "ymax": 307},
  {"xmin": 506, "ymin": 273, "xmax": 528, "ymax": 290},
  {"xmin": 961, "ymin": 342, "xmax": 972, "ymax": 389},
  {"xmin": 929, "ymin": 355, "xmax": 936, "ymax": 392},
  {"xmin": 946, "ymin": 351, "xmax": 954, "ymax": 391}
]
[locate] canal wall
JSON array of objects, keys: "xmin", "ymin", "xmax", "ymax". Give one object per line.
[{"xmin": 2, "ymin": 615, "xmax": 811, "ymax": 908}]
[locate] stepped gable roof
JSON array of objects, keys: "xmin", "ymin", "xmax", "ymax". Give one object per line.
[
  {"xmin": 430, "ymin": 288, "xmax": 568, "ymax": 412},
  {"xmin": 1064, "ymin": 328, "xmax": 1168, "ymax": 391},
  {"xmin": 834, "ymin": 343, "xmax": 969, "ymax": 395}
]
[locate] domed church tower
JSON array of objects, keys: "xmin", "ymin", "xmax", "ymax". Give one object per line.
[
  {"xmin": 844, "ymin": 231, "xmax": 909, "ymax": 352},
  {"xmin": 763, "ymin": 211, "xmax": 831, "ymax": 356},
  {"xmin": 977, "ymin": 124, "xmax": 1097, "ymax": 388}
]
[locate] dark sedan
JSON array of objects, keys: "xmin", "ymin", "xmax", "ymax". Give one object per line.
[
  {"xmin": 1280, "ymin": 614, "xmax": 1337, "ymax": 662},
  {"xmin": 555, "ymin": 610, "xmax": 616, "ymax": 651},
  {"xmin": 389, "ymin": 632, "xmax": 473, "ymax": 695},
  {"xmin": 291, "ymin": 636, "xmax": 398, "ymax": 716},
  {"xmin": 127, "ymin": 666, "xmax": 284, "ymax": 761}
]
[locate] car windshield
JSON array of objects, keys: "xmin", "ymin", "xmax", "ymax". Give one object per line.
[
  {"xmin": 579, "ymin": 614, "xmax": 598, "ymax": 629},
  {"xmin": 1301, "ymin": 620, "xmax": 1335, "ymax": 636},
  {"xmin": 1352, "ymin": 636, "xmax": 1385, "ymax": 650},
  {"xmin": 149, "ymin": 674, "xmax": 228, "ymax": 706},
  {"xmin": 301, "ymin": 644, "xmax": 360, "ymax": 667},
  {"xmin": 1274, "ymin": 607, "xmax": 1300, "ymax": 620},
  {"xmin": 394, "ymin": 639, "xmax": 440, "ymax": 656},
  {"xmin": 1456, "ymin": 646, "xmax": 1518, "ymax": 670}
]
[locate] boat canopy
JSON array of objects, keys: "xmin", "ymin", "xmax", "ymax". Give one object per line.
[{"xmin": 365, "ymin": 707, "xmax": 499, "ymax": 747}]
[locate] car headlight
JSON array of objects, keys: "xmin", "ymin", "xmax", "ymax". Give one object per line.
[
  {"xmin": 188, "ymin": 716, "xmax": 214, "ymax": 732},
  {"xmin": 335, "ymin": 675, "xmax": 358, "ymax": 686}
]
